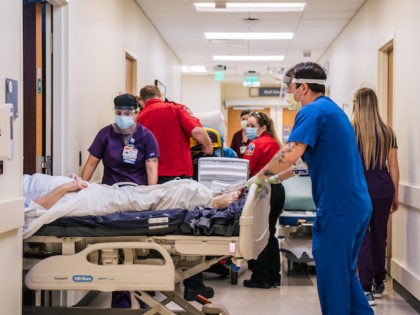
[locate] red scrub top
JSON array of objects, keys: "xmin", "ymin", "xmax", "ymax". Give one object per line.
[
  {"xmin": 243, "ymin": 132, "xmax": 280, "ymax": 177},
  {"xmin": 137, "ymin": 98, "xmax": 202, "ymax": 177}
]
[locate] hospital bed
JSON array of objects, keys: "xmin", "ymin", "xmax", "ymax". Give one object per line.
[
  {"xmin": 23, "ymin": 158, "xmax": 260, "ymax": 315},
  {"xmin": 278, "ymin": 176, "xmax": 316, "ymax": 276}
]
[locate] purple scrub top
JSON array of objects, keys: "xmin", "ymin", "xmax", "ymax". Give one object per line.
[{"xmin": 88, "ymin": 124, "xmax": 159, "ymax": 185}]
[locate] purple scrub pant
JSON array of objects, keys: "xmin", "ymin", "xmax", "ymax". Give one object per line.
[{"xmin": 357, "ymin": 197, "xmax": 393, "ymax": 291}]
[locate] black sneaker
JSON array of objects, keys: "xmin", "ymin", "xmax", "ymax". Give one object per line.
[
  {"xmin": 243, "ymin": 279, "xmax": 271, "ymax": 289},
  {"xmin": 373, "ymin": 282, "xmax": 385, "ymax": 298},
  {"xmin": 184, "ymin": 286, "xmax": 214, "ymax": 301}
]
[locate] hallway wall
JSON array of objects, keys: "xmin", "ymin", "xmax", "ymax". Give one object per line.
[
  {"xmin": 59, "ymin": 0, "xmax": 182, "ymax": 180},
  {"xmin": 0, "ymin": 1, "xmax": 23, "ymax": 314},
  {"xmin": 319, "ymin": 0, "xmax": 420, "ymax": 299}
]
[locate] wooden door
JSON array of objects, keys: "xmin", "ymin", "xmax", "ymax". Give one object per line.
[
  {"xmin": 23, "ymin": 2, "xmax": 44, "ymax": 174},
  {"xmin": 125, "ymin": 53, "xmax": 137, "ymax": 95}
]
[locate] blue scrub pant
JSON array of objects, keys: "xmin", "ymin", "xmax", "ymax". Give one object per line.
[{"xmin": 312, "ymin": 210, "xmax": 373, "ymax": 315}]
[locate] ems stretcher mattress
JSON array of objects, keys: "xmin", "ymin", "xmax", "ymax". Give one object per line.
[{"xmin": 32, "ymin": 198, "xmax": 245, "ymax": 238}]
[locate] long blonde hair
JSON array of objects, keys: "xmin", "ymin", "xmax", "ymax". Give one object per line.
[{"xmin": 352, "ymin": 87, "xmax": 397, "ymax": 170}]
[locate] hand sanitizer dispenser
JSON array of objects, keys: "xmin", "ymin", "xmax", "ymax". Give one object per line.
[{"xmin": 0, "ymin": 103, "xmax": 14, "ymax": 160}]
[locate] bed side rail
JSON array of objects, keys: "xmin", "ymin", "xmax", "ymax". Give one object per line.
[{"xmin": 25, "ymin": 241, "xmax": 175, "ymax": 292}]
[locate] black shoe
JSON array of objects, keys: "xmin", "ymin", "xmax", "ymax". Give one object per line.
[
  {"xmin": 243, "ymin": 279, "xmax": 271, "ymax": 289},
  {"xmin": 271, "ymin": 281, "xmax": 280, "ymax": 287},
  {"xmin": 184, "ymin": 286, "xmax": 214, "ymax": 301}
]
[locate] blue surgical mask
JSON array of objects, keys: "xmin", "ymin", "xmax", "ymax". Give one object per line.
[
  {"xmin": 115, "ymin": 115, "xmax": 134, "ymax": 129},
  {"xmin": 246, "ymin": 127, "xmax": 257, "ymax": 140}
]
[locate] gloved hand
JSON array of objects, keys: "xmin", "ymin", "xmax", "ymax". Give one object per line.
[
  {"xmin": 246, "ymin": 175, "xmax": 264, "ymax": 191},
  {"xmin": 267, "ymin": 175, "xmax": 282, "ymax": 185}
]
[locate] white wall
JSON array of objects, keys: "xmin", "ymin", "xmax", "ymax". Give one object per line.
[
  {"xmin": 0, "ymin": 0, "xmax": 23, "ymax": 314},
  {"xmin": 319, "ymin": 0, "xmax": 420, "ymax": 299},
  {"xmin": 182, "ymin": 75, "xmax": 222, "ymax": 113},
  {"xmin": 57, "ymin": 0, "xmax": 182, "ymax": 180}
]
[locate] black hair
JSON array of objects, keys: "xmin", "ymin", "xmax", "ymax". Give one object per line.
[
  {"xmin": 240, "ymin": 109, "xmax": 251, "ymax": 117},
  {"xmin": 292, "ymin": 62, "xmax": 327, "ymax": 94}
]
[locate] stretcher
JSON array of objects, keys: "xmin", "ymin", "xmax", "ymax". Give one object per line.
[
  {"xmin": 278, "ymin": 176, "xmax": 316, "ymax": 275},
  {"xmin": 24, "ymin": 159, "xmax": 266, "ymax": 315}
]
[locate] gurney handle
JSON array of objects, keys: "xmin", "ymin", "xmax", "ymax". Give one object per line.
[{"xmin": 83, "ymin": 241, "xmax": 173, "ymax": 265}]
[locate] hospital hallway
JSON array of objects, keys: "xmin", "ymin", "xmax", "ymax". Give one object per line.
[
  {"xmin": 87, "ymin": 260, "xmax": 419, "ymax": 314},
  {"xmin": 3, "ymin": 0, "xmax": 420, "ymax": 314}
]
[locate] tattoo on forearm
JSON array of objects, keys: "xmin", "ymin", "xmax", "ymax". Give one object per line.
[
  {"xmin": 263, "ymin": 168, "xmax": 275, "ymax": 176},
  {"xmin": 274, "ymin": 142, "xmax": 300, "ymax": 163}
]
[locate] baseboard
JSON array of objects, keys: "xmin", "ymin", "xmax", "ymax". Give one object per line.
[
  {"xmin": 391, "ymin": 258, "xmax": 420, "ymax": 300},
  {"xmin": 393, "ymin": 279, "xmax": 420, "ymax": 313}
]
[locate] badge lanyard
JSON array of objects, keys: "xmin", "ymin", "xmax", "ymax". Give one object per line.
[{"xmin": 122, "ymin": 137, "xmax": 138, "ymax": 165}]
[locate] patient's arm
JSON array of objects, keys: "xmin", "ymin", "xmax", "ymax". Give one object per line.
[
  {"xmin": 81, "ymin": 154, "xmax": 100, "ymax": 181},
  {"xmin": 33, "ymin": 179, "xmax": 88, "ymax": 209},
  {"xmin": 211, "ymin": 190, "xmax": 242, "ymax": 210},
  {"xmin": 145, "ymin": 158, "xmax": 158, "ymax": 185}
]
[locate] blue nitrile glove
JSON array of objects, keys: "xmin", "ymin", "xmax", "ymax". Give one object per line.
[{"xmin": 246, "ymin": 175, "xmax": 264, "ymax": 192}]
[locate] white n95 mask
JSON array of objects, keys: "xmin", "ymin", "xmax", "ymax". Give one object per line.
[
  {"xmin": 285, "ymin": 93, "xmax": 300, "ymax": 110},
  {"xmin": 240, "ymin": 120, "xmax": 248, "ymax": 129}
]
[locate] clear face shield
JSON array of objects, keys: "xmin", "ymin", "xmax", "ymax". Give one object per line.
[
  {"xmin": 288, "ymin": 78, "xmax": 327, "ymax": 110},
  {"xmin": 281, "ymin": 75, "xmax": 300, "ymax": 110}
]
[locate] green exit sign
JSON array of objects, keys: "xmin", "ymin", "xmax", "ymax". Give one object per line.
[{"xmin": 243, "ymin": 76, "xmax": 260, "ymax": 87}]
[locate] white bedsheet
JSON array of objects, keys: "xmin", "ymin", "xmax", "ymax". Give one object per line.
[{"xmin": 23, "ymin": 176, "xmax": 213, "ymax": 239}]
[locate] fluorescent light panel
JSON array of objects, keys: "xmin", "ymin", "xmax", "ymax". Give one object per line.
[
  {"xmin": 182, "ymin": 65, "xmax": 207, "ymax": 73},
  {"xmin": 213, "ymin": 55, "xmax": 284, "ymax": 61},
  {"xmin": 194, "ymin": 2, "xmax": 306, "ymax": 12},
  {"xmin": 205, "ymin": 32, "xmax": 293, "ymax": 40}
]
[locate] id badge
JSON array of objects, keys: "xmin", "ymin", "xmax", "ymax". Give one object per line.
[
  {"xmin": 239, "ymin": 145, "xmax": 247, "ymax": 154},
  {"xmin": 122, "ymin": 144, "xmax": 138, "ymax": 165}
]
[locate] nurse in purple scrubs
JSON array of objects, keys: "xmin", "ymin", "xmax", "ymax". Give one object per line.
[
  {"xmin": 81, "ymin": 93, "xmax": 160, "ymax": 308},
  {"xmin": 81, "ymin": 93, "xmax": 159, "ymax": 186}
]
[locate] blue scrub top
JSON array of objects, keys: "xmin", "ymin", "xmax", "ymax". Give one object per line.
[{"xmin": 288, "ymin": 96, "xmax": 371, "ymax": 215}]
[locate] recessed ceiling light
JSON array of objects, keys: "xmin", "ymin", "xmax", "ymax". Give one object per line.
[
  {"xmin": 205, "ymin": 32, "xmax": 293, "ymax": 40},
  {"xmin": 194, "ymin": 2, "xmax": 306, "ymax": 12},
  {"xmin": 182, "ymin": 65, "xmax": 207, "ymax": 73},
  {"xmin": 213, "ymin": 55, "xmax": 284, "ymax": 61}
]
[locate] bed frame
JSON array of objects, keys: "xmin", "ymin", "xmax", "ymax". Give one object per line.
[{"xmin": 23, "ymin": 183, "xmax": 270, "ymax": 315}]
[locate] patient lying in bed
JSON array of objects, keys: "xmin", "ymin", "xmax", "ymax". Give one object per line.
[{"xmin": 23, "ymin": 174, "xmax": 241, "ymax": 239}]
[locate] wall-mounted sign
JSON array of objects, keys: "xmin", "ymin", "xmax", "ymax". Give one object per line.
[{"xmin": 249, "ymin": 87, "xmax": 281, "ymax": 97}]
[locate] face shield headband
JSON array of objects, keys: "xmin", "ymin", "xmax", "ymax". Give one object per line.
[{"xmin": 292, "ymin": 78, "xmax": 326, "ymax": 85}]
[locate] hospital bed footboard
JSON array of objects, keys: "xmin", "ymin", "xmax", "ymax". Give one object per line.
[{"xmin": 23, "ymin": 183, "xmax": 270, "ymax": 315}]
